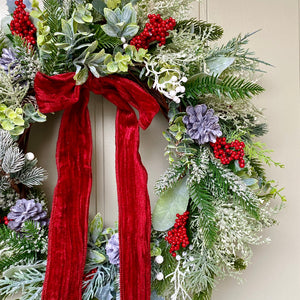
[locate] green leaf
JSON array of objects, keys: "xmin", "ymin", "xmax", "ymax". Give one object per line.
[
  {"xmin": 82, "ymin": 15, "xmax": 94, "ymax": 23},
  {"xmin": 104, "ymin": 8, "xmax": 119, "ymax": 24},
  {"xmin": 121, "ymin": 3, "xmax": 133, "ymax": 23},
  {"xmin": 92, "ymin": 0, "xmax": 107, "ymax": 14},
  {"xmin": 0, "ymin": 104, "xmax": 7, "ymax": 112},
  {"xmin": 107, "ymin": 61, "xmax": 118, "ymax": 73},
  {"xmin": 152, "ymin": 177, "xmax": 189, "ymax": 231},
  {"xmin": 30, "ymin": 10, "xmax": 42, "ymax": 19},
  {"xmin": 89, "ymin": 213, "xmax": 104, "ymax": 243},
  {"xmin": 122, "ymin": 24, "xmax": 139, "ymax": 37},
  {"xmin": 12, "ymin": 115, "xmax": 24, "ymax": 126},
  {"xmin": 1, "ymin": 119, "xmax": 14, "ymax": 131},
  {"xmin": 101, "ymin": 24, "xmax": 119, "ymax": 37},
  {"xmin": 87, "ymin": 249, "xmax": 106, "ymax": 264},
  {"xmin": 206, "ymin": 56, "xmax": 235, "ymax": 76},
  {"xmin": 73, "ymin": 67, "xmax": 89, "ymax": 85},
  {"xmin": 9, "ymin": 126, "xmax": 24, "ymax": 136}
]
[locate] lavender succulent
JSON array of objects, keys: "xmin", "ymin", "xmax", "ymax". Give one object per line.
[
  {"xmin": 7, "ymin": 199, "xmax": 48, "ymax": 231},
  {"xmin": 0, "ymin": 48, "xmax": 18, "ymax": 72},
  {"xmin": 183, "ymin": 104, "xmax": 222, "ymax": 144},
  {"xmin": 106, "ymin": 233, "xmax": 120, "ymax": 265}
]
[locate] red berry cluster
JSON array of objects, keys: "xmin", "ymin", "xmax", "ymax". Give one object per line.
[
  {"xmin": 165, "ymin": 211, "xmax": 190, "ymax": 257},
  {"xmin": 210, "ymin": 137, "xmax": 245, "ymax": 168},
  {"xmin": 130, "ymin": 14, "xmax": 176, "ymax": 50},
  {"xmin": 10, "ymin": 0, "xmax": 37, "ymax": 45},
  {"xmin": 0, "ymin": 216, "xmax": 9, "ymax": 225}
]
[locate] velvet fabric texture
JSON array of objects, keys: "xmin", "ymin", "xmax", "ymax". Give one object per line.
[{"xmin": 34, "ymin": 72, "xmax": 160, "ymax": 300}]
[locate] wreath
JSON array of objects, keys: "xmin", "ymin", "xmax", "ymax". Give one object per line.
[{"xmin": 0, "ymin": 0, "xmax": 285, "ymax": 299}]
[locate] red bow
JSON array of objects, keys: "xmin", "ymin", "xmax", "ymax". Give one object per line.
[{"xmin": 34, "ymin": 72, "xmax": 160, "ymax": 300}]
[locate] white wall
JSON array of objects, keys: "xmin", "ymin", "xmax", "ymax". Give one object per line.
[{"xmin": 1, "ymin": 1, "xmax": 300, "ymax": 299}]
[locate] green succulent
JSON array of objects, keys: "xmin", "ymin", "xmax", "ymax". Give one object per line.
[
  {"xmin": 73, "ymin": 3, "xmax": 94, "ymax": 24},
  {"xmin": 106, "ymin": 52, "xmax": 132, "ymax": 73},
  {"xmin": 125, "ymin": 45, "xmax": 150, "ymax": 62},
  {"xmin": 0, "ymin": 103, "xmax": 46, "ymax": 136},
  {"xmin": 101, "ymin": 3, "xmax": 139, "ymax": 38}
]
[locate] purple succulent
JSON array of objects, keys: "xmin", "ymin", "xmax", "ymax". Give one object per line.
[
  {"xmin": 0, "ymin": 48, "xmax": 18, "ymax": 72},
  {"xmin": 106, "ymin": 233, "xmax": 119, "ymax": 265},
  {"xmin": 183, "ymin": 104, "xmax": 222, "ymax": 144},
  {"xmin": 7, "ymin": 199, "xmax": 48, "ymax": 231}
]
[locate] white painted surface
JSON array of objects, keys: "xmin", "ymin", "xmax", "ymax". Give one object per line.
[{"xmin": 1, "ymin": 0, "xmax": 300, "ymax": 299}]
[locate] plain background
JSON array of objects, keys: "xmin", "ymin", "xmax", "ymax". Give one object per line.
[{"xmin": 1, "ymin": 0, "xmax": 300, "ymax": 299}]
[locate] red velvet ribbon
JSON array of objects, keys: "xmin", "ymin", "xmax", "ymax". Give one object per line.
[{"xmin": 34, "ymin": 72, "xmax": 160, "ymax": 300}]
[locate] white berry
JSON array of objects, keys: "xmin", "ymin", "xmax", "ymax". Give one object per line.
[
  {"xmin": 121, "ymin": 36, "xmax": 126, "ymax": 43},
  {"xmin": 123, "ymin": 43, "xmax": 128, "ymax": 49},
  {"xmin": 156, "ymin": 272, "xmax": 164, "ymax": 281},
  {"xmin": 181, "ymin": 76, "xmax": 188, "ymax": 83},
  {"xmin": 189, "ymin": 256, "xmax": 195, "ymax": 262},
  {"xmin": 173, "ymin": 96, "xmax": 180, "ymax": 103},
  {"xmin": 175, "ymin": 86, "xmax": 182, "ymax": 93},
  {"xmin": 176, "ymin": 255, "xmax": 181, "ymax": 261},
  {"xmin": 155, "ymin": 255, "xmax": 164, "ymax": 264},
  {"xmin": 180, "ymin": 86, "xmax": 186, "ymax": 93},
  {"xmin": 25, "ymin": 152, "xmax": 35, "ymax": 161},
  {"xmin": 169, "ymin": 90, "xmax": 177, "ymax": 98},
  {"xmin": 171, "ymin": 75, "xmax": 178, "ymax": 82}
]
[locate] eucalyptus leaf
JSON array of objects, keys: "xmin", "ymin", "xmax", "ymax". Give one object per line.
[
  {"xmin": 9, "ymin": 126, "xmax": 24, "ymax": 136},
  {"xmin": 12, "ymin": 116, "xmax": 24, "ymax": 126},
  {"xmin": 243, "ymin": 178, "xmax": 258, "ymax": 186},
  {"xmin": 1, "ymin": 120, "xmax": 14, "ymax": 131},
  {"xmin": 206, "ymin": 56, "xmax": 235, "ymax": 76},
  {"xmin": 152, "ymin": 177, "xmax": 189, "ymax": 231},
  {"xmin": 107, "ymin": 61, "xmax": 118, "ymax": 73}
]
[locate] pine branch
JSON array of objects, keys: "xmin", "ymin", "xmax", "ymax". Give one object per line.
[
  {"xmin": 249, "ymin": 158, "xmax": 266, "ymax": 181},
  {"xmin": 185, "ymin": 75, "xmax": 264, "ymax": 100},
  {"xmin": 175, "ymin": 19, "xmax": 223, "ymax": 41},
  {"xmin": 0, "ymin": 30, "xmax": 9, "ymax": 54},
  {"xmin": 94, "ymin": 27, "xmax": 122, "ymax": 50},
  {"xmin": 210, "ymin": 161, "xmax": 260, "ymax": 219},
  {"xmin": 189, "ymin": 182, "xmax": 218, "ymax": 248},
  {"xmin": 154, "ymin": 161, "xmax": 187, "ymax": 195}
]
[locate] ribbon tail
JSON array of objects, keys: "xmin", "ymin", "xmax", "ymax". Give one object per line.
[
  {"xmin": 115, "ymin": 108, "xmax": 151, "ymax": 300},
  {"xmin": 42, "ymin": 87, "xmax": 92, "ymax": 300}
]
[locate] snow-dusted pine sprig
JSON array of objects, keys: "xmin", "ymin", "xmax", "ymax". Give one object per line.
[
  {"xmin": 0, "ymin": 130, "xmax": 47, "ymax": 193},
  {"xmin": 0, "ymin": 261, "xmax": 45, "ymax": 300},
  {"xmin": 187, "ymin": 147, "xmax": 210, "ymax": 186},
  {"xmin": 210, "ymin": 160, "xmax": 260, "ymax": 219},
  {"xmin": 154, "ymin": 161, "xmax": 187, "ymax": 195}
]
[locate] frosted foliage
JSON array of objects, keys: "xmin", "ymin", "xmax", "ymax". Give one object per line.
[
  {"xmin": 188, "ymin": 147, "xmax": 210, "ymax": 185},
  {"xmin": 136, "ymin": 0, "xmax": 197, "ymax": 25},
  {"xmin": 185, "ymin": 200, "xmax": 274, "ymax": 293}
]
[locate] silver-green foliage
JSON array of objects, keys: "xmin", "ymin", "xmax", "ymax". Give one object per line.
[
  {"xmin": 0, "ymin": 130, "xmax": 47, "ymax": 189},
  {"xmin": 0, "ymin": 261, "xmax": 45, "ymax": 300},
  {"xmin": 101, "ymin": 3, "xmax": 139, "ymax": 38}
]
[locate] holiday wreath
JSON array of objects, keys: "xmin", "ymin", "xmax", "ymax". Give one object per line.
[{"xmin": 0, "ymin": 0, "xmax": 285, "ymax": 299}]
